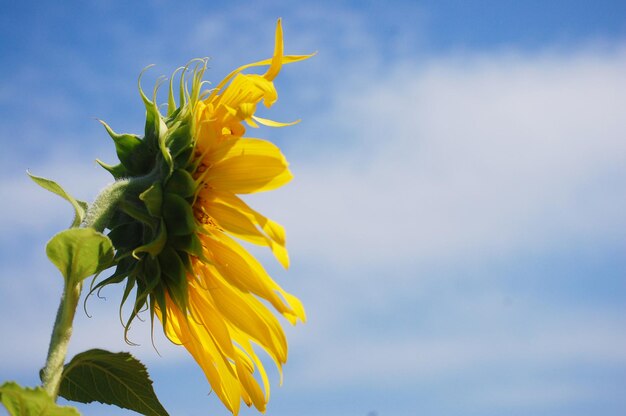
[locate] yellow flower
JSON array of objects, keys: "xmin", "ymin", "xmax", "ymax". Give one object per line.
[{"xmin": 93, "ymin": 19, "xmax": 311, "ymax": 414}]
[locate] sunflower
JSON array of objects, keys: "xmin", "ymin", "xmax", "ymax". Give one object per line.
[{"xmin": 92, "ymin": 19, "xmax": 310, "ymax": 414}]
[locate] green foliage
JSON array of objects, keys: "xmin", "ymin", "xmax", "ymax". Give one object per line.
[
  {"xmin": 27, "ymin": 173, "xmax": 88, "ymax": 228},
  {"xmin": 57, "ymin": 350, "xmax": 168, "ymax": 416},
  {"xmin": 0, "ymin": 382, "xmax": 80, "ymax": 416},
  {"xmin": 46, "ymin": 228, "xmax": 114, "ymax": 285}
]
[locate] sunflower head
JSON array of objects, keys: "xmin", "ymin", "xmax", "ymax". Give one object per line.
[
  {"xmin": 91, "ymin": 58, "xmax": 207, "ymax": 336},
  {"xmin": 91, "ymin": 19, "xmax": 311, "ymax": 414}
]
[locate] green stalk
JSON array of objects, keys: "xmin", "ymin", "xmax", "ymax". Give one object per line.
[
  {"xmin": 41, "ymin": 281, "xmax": 82, "ymax": 398},
  {"xmin": 40, "ymin": 175, "xmax": 154, "ymax": 400}
]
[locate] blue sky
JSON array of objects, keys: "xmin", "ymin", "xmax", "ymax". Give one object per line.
[{"xmin": 1, "ymin": 1, "xmax": 625, "ymax": 415}]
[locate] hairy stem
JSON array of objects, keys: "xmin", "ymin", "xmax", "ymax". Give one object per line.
[
  {"xmin": 41, "ymin": 281, "xmax": 82, "ymax": 398},
  {"xmin": 40, "ymin": 175, "xmax": 153, "ymax": 400}
]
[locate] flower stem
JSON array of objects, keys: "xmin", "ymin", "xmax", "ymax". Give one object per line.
[
  {"xmin": 40, "ymin": 176, "xmax": 149, "ymax": 400},
  {"xmin": 41, "ymin": 280, "xmax": 82, "ymax": 399}
]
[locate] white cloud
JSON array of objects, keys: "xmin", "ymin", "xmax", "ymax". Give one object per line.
[
  {"xmin": 242, "ymin": 44, "xmax": 626, "ymax": 408},
  {"xmin": 255, "ymin": 45, "xmax": 626, "ymax": 270},
  {"xmin": 2, "ymin": 13, "xmax": 625, "ymax": 413}
]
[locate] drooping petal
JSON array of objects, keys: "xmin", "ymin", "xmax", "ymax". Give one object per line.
[
  {"xmin": 264, "ymin": 18, "xmax": 284, "ymax": 82},
  {"xmin": 235, "ymin": 354, "xmax": 266, "ymax": 412},
  {"xmin": 159, "ymin": 298, "xmax": 242, "ymax": 414},
  {"xmin": 200, "ymin": 232, "xmax": 305, "ymax": 324},
  {"xmin": 202, "ymin": 189, "xmax": 289, "ymax": 268},
  {"xmin": 252, "ymin": 115, "xmax": 300, "ymax": 128},
  {"xmin": 194, "ymin": 259, "xmax": 289, "ymax": 365}
]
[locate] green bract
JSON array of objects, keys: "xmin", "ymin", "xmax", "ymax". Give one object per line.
[{"xmin": 90, "ymin": 61, "xmax": 208, "ymax": 339}]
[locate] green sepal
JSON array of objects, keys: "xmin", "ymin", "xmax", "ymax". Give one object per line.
[
  {"xmin": 46, "ymin": 228, "xmax": 114, "ymax": 285},
  {"xmin": 138, "ymin": 72, "xmax": 173, "ymax": 174},
  {"xmin": 120, "ymin": 275, "xmax": 140, "ymax": 341},
  {"xmin": 141, "ymin": 256, "xmax": 162, "ymax": 293},
  {"xmin": 138, "ymin": 66, "xmax": 161, "ymax": 147},
  {"xmin": 125, "ymin": 258, "xmax": 161, "ymax": 336},
  {"xmin": 169, "ymin": 233, "xmax": 205, "ymax": 260},
  {"xmin": 139, "ymin": 182, "xmax": 163, "ymax": 217},
  {"xmin": 132, "ymin": 220, "xmax": 167, "ymax": 258},
  {"xmin": 95, "ymin": 159, "xmax": 128, "ymax": 179},
  {"xmin": 99, "ymin": 120, "xmax": 153, "ymax": 175},
  {"xmin": 107, "ymin": 222, "xmax": 143, "ymax": 252},
  {"xmin": 158, "ymin": 246, "xmax": 185, "ymax": 283},
  {"xmin": 158, "ymin": 246, "xmax": 188, "ymax": 309},
  {"xmin": 120, "ymin": 272, "xmax": 138, "ymax": 310},
  {"xmin": 165, "ymin": 120, "xmax": 192, "ymax": 158},
  {"xmin": 152, "ymin": 282, "xmax": 168, "ymax": 329},
  {"xmin": 178, "ymin": 249, "xmax": 194, "ymax": 275},
  {"xmin": 157, "ymin": 120, "xmax": 174, "ymax": 174},
  {"xmin": 0, "ymin": 381, "xmax": 81, "ymax": 416},
  {"xmin": 88, "ymin": 256, "xmax": 135, "ymax": 296},
  {"xmin": 126, "ymin": 268, "xmax": 156, "ymax": 338},
  {"xmin": 164, "ymin": 169, "xmax": 196, "ymax": 198},
  {"xmin": 55, "ymin": 349, "xmax": 169, "ymax": 416},
  {"xmin": 162, "ymin": 193, "xmax": 196, "ymax": 236},
  {"xmin": 166, "ymin": 68, "xmax": 179, "ymax": 117},
  {"xmin": 28, "ymin": 172, "xmax": 88, "ymax": 228},
  {"xmin": 174, "ymin": 147, "xmax": 194, "ymax": 169},
  {"xmin": 119, "ymin": 200, "xmax": 157, "ymax": 228}
]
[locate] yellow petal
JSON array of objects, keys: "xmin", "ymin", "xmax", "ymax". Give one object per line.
[
  {"xmin": 202, "ymin": 192, "xmax": 289, "ymax": 268},
  {"xmin": 205, "ymin": 201, "xmax": 269, "ymax": 246},
  {"xmin": 204, "ymin": 232, "xmax": 305, "ymax": 323},
  {"xmin": 160, "ymin": 300, "xmax": 242, "ymax": 414},
  {"xmin": 206, "ymin": 54, "xmax": 314, "ymax": 104},
  {"xmin": 207, "ymin": 190, "xmax": 287, "ymax": 246},
  {"xmin": 206, "ymin": 138, "xmax": 293, "ymax": 194},
  {"xmin": 252, "ymin": 115, "xmax": 300, "ymax": 127},
  {"xmin": 264, "ymin": 19, "xmax": 284, "ymax": 82},
  {"xmin": 235, "ymin": 356, "xmax": 266, "ymax": 412},
  {"xmin": 188, "ymin": 282, "xmax": 236, "ymax": 358},
  {"xmin": 196, "ymin": 260, "xmax": 289, "ymax": 363},
  {"xmin": 233, "ymin": 334, "xmax": 272, "ymax": 401}
]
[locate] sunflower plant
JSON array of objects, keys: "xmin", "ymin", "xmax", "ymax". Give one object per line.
[{"xmin": 0, "ymin": 20, "xmax": 311, "ymax": 416}]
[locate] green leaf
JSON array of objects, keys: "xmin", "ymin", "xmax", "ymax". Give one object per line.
[
  {"xmin": 27, "ymin": 172, "xmax": 88, "ymax": 228},
  {"xmin": 57, "ymin": 349, "xmax": 169, "ymax": 416},
  {"xmin": 46, "ymin": 228, "xmax": 114, "ymax": 285},
  {"xmin": 0, "ymin": 382, "xmax": 80, "ymax": 416}
]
